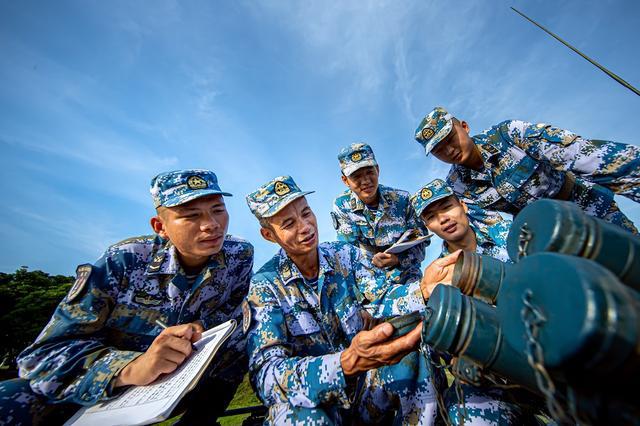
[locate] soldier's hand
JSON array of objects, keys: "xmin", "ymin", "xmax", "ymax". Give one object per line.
[
  {"xmin": 114, "ymin": 323, "xmax": 203, "ymax": 387},
  {"xmin": 340, "ymin": 322, "xmax": 421, "ymax": 377},
  {"xmin": 420, "ymin": 250, "xmax": 461, "ymax": 300},
  {"xmin": 372, "ymin": 252, "xmax": 399, "ymax": 268}
]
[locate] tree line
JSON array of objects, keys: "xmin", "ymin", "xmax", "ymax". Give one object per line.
[{"xmin": 0, "ymin": 267, "xmax": 73, "ymax": 372}]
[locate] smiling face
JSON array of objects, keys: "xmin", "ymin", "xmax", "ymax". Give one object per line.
[
  {"xmin": 341, "ymin": 165, "xmax": 380, "ymax": 206},
  {"xmin": 260, "ymin": 196, "xmax": 319, "ymax": 258},
  {"xmin": 151, "ymin": 194, "xmax": 229, "ymax": 270},
  {"xmin": 421, "ymin": 195, "xmax": 471, "ymax": 243},
  {"xmin": 430, "ymin": 119, "xmax": 478, "ymax": 166}
]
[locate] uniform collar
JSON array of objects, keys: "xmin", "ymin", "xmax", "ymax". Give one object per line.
[
  {"xmin": 451, "ymin": 137, "xmax": 494, "ymax": 183},
  {"xmin": 145, "ymin": 239, "xmax": 226, "ymax": 276},
  {"xmin": 348, "ymin": 185, "xmax": 390, "ymax": 212},
  {"xmin": 277, "ymin": 245, "xmax": 331, "ymax": 286}
]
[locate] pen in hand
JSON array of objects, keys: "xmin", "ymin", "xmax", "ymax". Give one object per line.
[{"xmin": 155, "ymin": 319, "xmax": 198, "ymax": 352}]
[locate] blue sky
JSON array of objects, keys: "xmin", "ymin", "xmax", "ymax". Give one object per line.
[{"xmin": 1, "ymin": 0, "xmax": 639, "ymax": 275}]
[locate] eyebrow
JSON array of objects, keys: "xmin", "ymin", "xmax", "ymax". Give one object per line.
[
  {"xmin": 177, "ymin": 200, "xmax": 225, "ymax": 212},
  {"xmin": 280, "ymin": 217, "xmax": 294, "ymax": 227},
  {"xmin": 424, "ymin": 199, "xmax": 451, "ymax": 215}
]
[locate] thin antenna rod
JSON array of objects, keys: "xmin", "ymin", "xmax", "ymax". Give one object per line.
[{"xmin": 511, "ymin": 6, "xmax": 640, "ymax": 97}]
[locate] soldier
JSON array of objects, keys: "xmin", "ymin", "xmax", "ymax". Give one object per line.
[
  {"xmin": 412, "ymin": 178, "xmax": 510, "ymax": 269},
  {"xmin": 0, "ymin": 169, "xmax": 253, "ymax": 425},
  {"xmin": 412, "ymin": 179, "xmax": 540, "ymax": 425},
  {"xmin": 414, "ymin": 107, "xmax": 640, "ymax": 234},
  {"xmin": 245, "ymin": 176, "xmax": 440, "ymax": 425},
  {"xmin": 332, "ymin": 143, "xmax": 429, "ymax": 285}
]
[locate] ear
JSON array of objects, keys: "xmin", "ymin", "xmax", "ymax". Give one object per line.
[
  {"xmin": 259, "ymin": 226, "xmax": 277, "ymax": 243},
  {"xmin": 460, "ymin": 120, "xmax": 470, "ymax": 134},
  {"xmin": 374, "ymin": 165, "xmax": 380, "ymax": 177},
  {"xmin": 460, "ymin": 200, "xmax": 469, "ymax": 214},
  {"xmin": 150, "ymin": 216, "xmax": 169, "ymax": 239},
  {"xmin": 341, "ymin": 174, "xmax": 350, "ymax": 187}
]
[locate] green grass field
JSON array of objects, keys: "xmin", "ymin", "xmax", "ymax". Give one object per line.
[{"xmin": 159, "ymin": 375, "xmax": 261, "ymax": 426}]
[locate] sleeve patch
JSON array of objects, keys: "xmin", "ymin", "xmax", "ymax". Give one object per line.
[
  {"xmin": 331, "ymin": 212, "xmax": 340, "ymax": 230},
  {"xmin": 67, "ymin": 264, "xmax": 92, "ymax": 303},
  {"xmin": 242, "ymin": 299, "xmax": 252, "ymax": 334}
]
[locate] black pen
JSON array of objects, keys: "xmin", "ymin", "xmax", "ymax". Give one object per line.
[{"xmin": 155, "ymin": 319, "xmax": 198, "ymax": 352}]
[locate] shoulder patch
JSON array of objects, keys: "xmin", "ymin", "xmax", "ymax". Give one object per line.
[
  {"xmin": 242, "ymin": 300, "xmax": 251, "ymax": 334},
  {"xmin": 68, "ymin": 264, "xmax": 92, "ymax": 303},
  {"xmin": 330, "ymin": 212, "xmax": 340, "ymax": 230}
]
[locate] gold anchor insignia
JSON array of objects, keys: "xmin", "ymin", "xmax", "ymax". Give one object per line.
[
  {"xmin": 187, "ymin": 175, "xmax": 208, "ymax": 189},
  {"xmin": 421, "ymin": 127, "xmax": 435, "ymax": 140},
  {"xmin": 282, "ymin": 264, "xmax": 291, "ymax": 278},
  {"xmin": 274, "ymin": 181, "xmax": 291, "ymax": 196},
  {"xmin": 421, "ymin": 188, "xmax": 433, "ymax": 200},
  {"xmin": 351, "ymin": 152, "xmax": 362, "ymax": 162}
]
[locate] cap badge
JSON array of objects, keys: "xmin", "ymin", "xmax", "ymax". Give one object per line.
[
  {"xmin": 421, "ymin": 188, "xmax": 433, "ymax": 200},
  {"xmin": 351, "ymin": 152, "xmax": 362, "ymax": 162},
  {"xmin": 274, "ymin": 181, "xmax": 291, "ymax": 196},
  {"xmin": 421, "ymin": 127, "xmax": 435, "ymax": 140},
  {"xmin": 187, "ymin": 175, "xmax": 208, "ymax": 190}
]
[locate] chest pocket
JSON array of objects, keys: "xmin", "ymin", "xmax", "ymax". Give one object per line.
[
  {"xmin": 286, "ymin": 311, "xmax": 321, "ymax": 336},
  {"xmin": 354, "ymin": 221, "xmax": 375, "ymax": 244},
  {"xmin": 106, "ymin": 304, "xmax": 162, "ymax": 335},
  {"xmin": 105, "ymin": 304, "xmax": 164, "ymax": 350},
  {"xmin": 493, "ymin": 149, "xmax": 540, "ymax": 206}
]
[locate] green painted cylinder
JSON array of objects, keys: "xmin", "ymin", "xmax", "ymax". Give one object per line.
[
  {"xmin": 498, "ymin": 253, "xmax": 640, "ymax": 382},
  {"xmin": 422, "ymin": 284, "xmax": 537, "ymax": 390},
  {"xmin": 507, "ymin": 199, "xmax": 640, "ymax": 291},
  {"xmin": 452, "ymin": 250, "xmax": 509, "ymax": 305}
]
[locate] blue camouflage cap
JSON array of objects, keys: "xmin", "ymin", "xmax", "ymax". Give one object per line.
[
  {"xmin": 414, "ymin": 106, "xmax": 453, "ymax": 156},
  {"xmin": 246, "ymin": 175, "xmax": 314, "ymax": 219},
  {"xmin": 150, "ymin": 169, "xmax": 232, "ymax": 208},
  {"xmin": 411, "ymin": 178, "xmax": 454, "ymax": 218},
  {"xmin": 338, "ymin": 143, "xmax": 378, "ymax": 176}
]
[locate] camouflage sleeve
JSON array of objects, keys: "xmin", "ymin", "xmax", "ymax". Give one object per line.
[
  {"xmin": 332, "ymin": 202, "xmax": 358, "ymax": 243},
  {"xmin": 509, "ymin": 120, "xmax": 640, "ymax": 202},
  {"xmin": 246, "ymin": 277, "xmax": 351, "ymax": 409},
  {"xmin": 397, "ymin": 205, "xmax": 428, "ymax": 273},
  {"xmin": 16, "ymin": 254, "xmax": 142, "ymax": 405},
  {"xmin": 351, "ymin": 246, "xmax": 425, "ymax": 318}
]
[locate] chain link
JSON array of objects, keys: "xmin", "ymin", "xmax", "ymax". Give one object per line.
[
  {"xmin": 521, "ymin": 289, "xmax": 573, "ymax": 423},
  {"xmin": 517, "ymin": 223, "xmax": 533, "ymax": 259},
  {"xmin": 422, "ymin": 344, "xmax": 452, "ymax": 426},
  {"xmin": 453, "ymin": 377, "xmax": 468, "ymax": 426}
]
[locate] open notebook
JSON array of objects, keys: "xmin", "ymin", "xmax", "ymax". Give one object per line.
[
  {"xmin": 384, "ymin": 229, "xmax": 432, "ymax": 255},
  {"xmin": 65, "ymin": 319, "xmax": 236, "ymax": 426}
]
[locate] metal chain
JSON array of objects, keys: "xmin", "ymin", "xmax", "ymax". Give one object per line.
[
  {"xmin": 453, "ymin": 377, "xmax": 468, "ymax": 426},
  {"xmin": 517, "ymin": 223, "xmax": 533, "ymax": 259},
  {"xmin": 521, "ymin": 289, "xmax": 574, "ymax": 424},
  {"xmin": 422, "ymin": 345, "xmax": 452, "ymax": 426}
]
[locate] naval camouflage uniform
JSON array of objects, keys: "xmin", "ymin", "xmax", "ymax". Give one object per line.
[
  {"xmin": 332, "ymin": 143, "xmax": 428, "ymax": 286},
  {"xmin": 0, "ymin": 170, "xmax": 253, "ymax": 425},
  {"xmin": 413, "ymin": 180, "xmax": 539, "ymax": 425},
  {"xmin": 245, "ymin": 176, "xmax": 440, "ymax": 425},
  {"xmin": 415, "ymin": 107, "xmax": 640, "ymax": 234}
]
